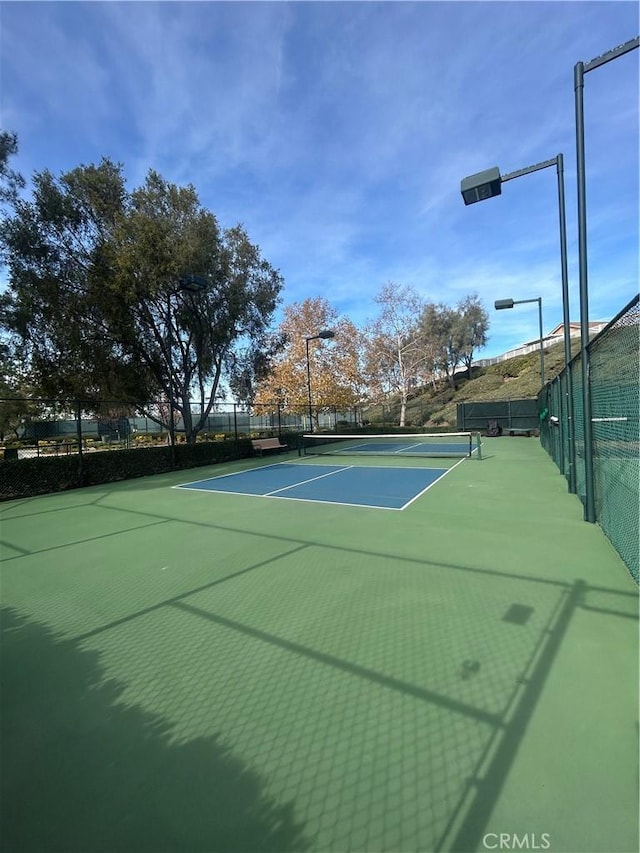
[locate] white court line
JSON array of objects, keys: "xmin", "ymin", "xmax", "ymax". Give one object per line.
[
  {"xmin": 172, "ymin": 461, "xmax": 285, "ymax": 488},
  {"xmin": 315, "ymin": 462, "xmax": 446, "ymax": 471},
  {"xmin": 265, "ymin": 494, "xmax": 403, "ymax": 510},
  {"xmin": 400, "ymin": 455, "xmax": 468, "ymax": 510},
  {"xmin": 173, "ymin": 486, "xmax": 262, "ymax": 497},
  {"xmin": 265, "ymin": 465, "xmax": 353, "ymax": 495},
  {"xmin": 174, "ymin": 463, "xmax": 352, "ymax": 497},
  {"xmin": 175, "ymin": 460, "xmax": 457, "ymax": 511},
  {"xmin": 173, "ymin": 487, "xmax": 403, "ymax": 510}
]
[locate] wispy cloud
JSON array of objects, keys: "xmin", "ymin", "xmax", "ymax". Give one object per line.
[{"xmin": 1, "ymin": 0, "xmax": 637, "ymax": 359}]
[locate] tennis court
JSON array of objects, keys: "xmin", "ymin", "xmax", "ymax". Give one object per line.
[
  {"xmin": 176, "ymin": 462, "xmax": 453, "ymax": 509},
  {"xmin": 1, "ymin": 436, "xmax": 637, "ymax": 853},
  {"xmin": 177, "ymin": 432, "xmax": 479, "ymax": 509}
]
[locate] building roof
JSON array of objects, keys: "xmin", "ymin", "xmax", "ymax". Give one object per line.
[{"xmin": 547, "ymin": 320, "xmax": 608, "ymax": 336}]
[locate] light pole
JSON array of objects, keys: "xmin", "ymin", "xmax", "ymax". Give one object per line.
[
  {"xmin": 305, "ymin": 330, "xmax": 335, "ymax": 432},
  {"xmin": 461, "ymin": 155, "xmax": 575, "ymax": 492},
  {"xmin": 166, "ymin": 274, "xmax": 209, "ymax": 453},
  {"xmin": 495, "ymin": 298, "xmax": 545, "ymax": 386},
  {"xmin": 574, "ymin": 36, "xmax": 639, "ymax": 522}
]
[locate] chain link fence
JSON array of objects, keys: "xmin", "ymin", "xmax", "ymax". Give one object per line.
[
  {"xmin": 456, "ymin": 399, "xmax": 539, "ymax": 434},
  {"xmin": 538, "ymin": 294, "xmax": 639, "ymax": 582},
  {"xmin": 0, "ymin": 400, "xmax": 369, "ymax": 454},
  {"xmin": 0, "ymin": 398, "xmax": 370, "ymax": 500}
]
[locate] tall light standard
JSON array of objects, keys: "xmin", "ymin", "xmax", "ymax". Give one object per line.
[
  {"xmin": 574, "ymin": 36, "xmax": 639, "ymax": 522},
  {"xmin": 494, "ymin": 298, "xmax": 545, "ymax": 386},
  {"xmin": 461, "ymin": 155, "xmax": 575, "ymax": 493},
  {"xmin": 305, "ymin": 330, "xmax": 335, "ymax": 432},
  {"xmin": 166, "ymin": 274, "xmax": 209, "ymax": 453}
]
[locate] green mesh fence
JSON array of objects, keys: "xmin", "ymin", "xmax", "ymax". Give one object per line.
[
  {"xmin": 558, "ymin": 371, "xmax": 569, "ymax": 479},
  {"xmin": 590, "ymin": 302, "xmax": 639, "ymax": 580},
  {"xmin": 456, "ymin": 399, "xmax": 539, "ymax": 432},
  {"xmin": 572, "ymin": 358, "xmax": 586, "ymax": 504},
  {"xmin": 539, "ymin": 295, "xmax": 639, "ymax": 582}
]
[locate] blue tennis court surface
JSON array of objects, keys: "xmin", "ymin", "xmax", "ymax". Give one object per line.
[{"xmin": 176, "ymin": 462, "xmax": 451, "ymax": 510}]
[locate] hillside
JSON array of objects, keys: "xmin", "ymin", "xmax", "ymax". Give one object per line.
[{"xmin": 364, "ymin": 339, "xmax": 580, "ymax": 429}]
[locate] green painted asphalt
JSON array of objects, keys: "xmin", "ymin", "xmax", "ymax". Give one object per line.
[{"xmin": 1, "ymin": 438, "xmax": 637, "ymax": 853}]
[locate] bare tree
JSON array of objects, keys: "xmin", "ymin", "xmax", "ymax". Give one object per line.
[{"xmin": 364, "ymin": 283, "xmax": 431, "ymax": 427}]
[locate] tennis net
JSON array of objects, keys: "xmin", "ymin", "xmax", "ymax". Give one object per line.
[{"xmin": 301, "ymin": 432, "xmax": 482, "ymax": 459}]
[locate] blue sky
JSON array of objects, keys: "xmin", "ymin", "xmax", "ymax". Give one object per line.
[{"xmin": 1, "ymin": 1, "xmax": 638, "ymax": 358}]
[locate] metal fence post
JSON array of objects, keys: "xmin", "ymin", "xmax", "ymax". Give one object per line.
[{"xmin": 75, "ymin": 400, "xmax": 84, "ymax": 486}]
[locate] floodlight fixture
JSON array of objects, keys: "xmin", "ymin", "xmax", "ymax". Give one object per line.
[
  {"xmin": 494, "ymin": 297, "xmax": 545, "ymax": 387},
  {"xmin": 460, "ymin": 166, "xmax": 502, "ymax": 205},
  {"xmin": 461, "ymin": 154, "xmax": 575, "ymax": 492}
]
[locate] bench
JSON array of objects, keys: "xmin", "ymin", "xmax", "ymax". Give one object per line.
[{"xmin": 251, "ymin": 437, "xmax": 287, "ymax": 455}]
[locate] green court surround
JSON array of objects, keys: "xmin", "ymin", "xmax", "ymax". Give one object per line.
[{"xmin": 1, "ymin": 437, "xmax": 637, "ymax": 852}]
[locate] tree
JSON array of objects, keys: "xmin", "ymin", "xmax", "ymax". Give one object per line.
[
  {"xmin": 0, "ymin": 131, "xmax": 25, "ymax": 205},
  {"xmin": 457, "ymin": 294, "xmax": 489, "ymax": 379},
  {"xmin": 418, "ymin": 296, "xmax": 489, "ymax": 388},
  {"xmin": 364, "ymin": 283, "xmax": 431, "ymax": 427},
  {"xmin": 419, "ymin": 302, "xmax": 466, "ymax": 390},
  {"xmin": 109, "ymin": 173, "xmax": 284, "ymax": 441},
  {"xmin": 0, "ymin": 161, "xmax": 284, "ymax": 442},
  {"xmin": 0, "ymin": 133, "xmax": 33, "ymax": 439},
  {"xmin": 0, "ymin": 159, "xmax": 138, "ymax": 401},
  {"xmin": 0, "ymin": 341, "xmax": 43, "ymax": 442},
  {"xmin": 253, "ymin": 297, "xmax": 366, "ymax": 429}
]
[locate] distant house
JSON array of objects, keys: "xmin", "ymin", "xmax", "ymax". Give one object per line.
[{"xmin": 474, "ymin": 320, "xmax": 609, "ymax": 367}]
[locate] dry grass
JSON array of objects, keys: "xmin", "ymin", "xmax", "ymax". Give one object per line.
[{"xmin": 367, "ymin": 340, "xmax": 578, "ymax": 428}]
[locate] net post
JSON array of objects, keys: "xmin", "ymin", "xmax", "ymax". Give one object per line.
[{"xmin": 476, "ymin": 432, "xmax": 482, "ymax": 460}]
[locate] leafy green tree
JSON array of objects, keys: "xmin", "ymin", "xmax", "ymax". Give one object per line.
[
  {"xmin": 419, "ymin": 296, "xmax": 489, "ymax": 388},
  {"xmin": 0, "ymin": 392, "xmax": 43, "ymax": 443},
  {"xmin": 111, "ymin": 173, "xmax": 284, "ymax": 440},
  {"xmin": 419, "ymin": 302, "xmax": 466, "ymax": 389},
  {"xmin": 0, "ymin": 161, "xmax": 284, "ymax": 442},
  {"xmin": 0, "ymin": 131, "xmax": 25, "ymax": 205},
  {"xmin": 0, "ymin": 340, "xmax": 43, "ymax": 442},
  {"xmin": 457, "ymin": 294, "xmax": 489, "ymax": 378},
  {"xmin": 0, "ymin": 159, "xmax": 136, "ymax": 401}
]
